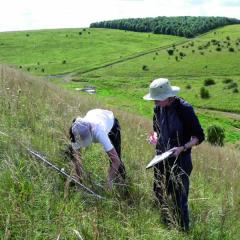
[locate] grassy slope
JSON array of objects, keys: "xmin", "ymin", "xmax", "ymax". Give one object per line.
[
  {"xmin": 1, "ymin": 66, "xmax": 240, "ymax": 239},
  {"xmin": 78, "ymin": 25, "xmax": 240, "ymax": 112},
  {"xmin": 49, "ymin": 25, "xmax": 240, "ymax": 143},
  {"xmin": 0, "ymin": 28, "xmax": 184, "ymax": 75},
  {"xmin": 0, "ymin": 26, "xmax": 239, "ymax": 143}
]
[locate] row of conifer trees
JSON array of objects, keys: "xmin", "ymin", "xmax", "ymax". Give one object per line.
[{"xmin": 90, "ymin": 16, "xmax": 240, "ymax": 38}]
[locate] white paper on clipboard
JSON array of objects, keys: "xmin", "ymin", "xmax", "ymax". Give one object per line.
[{"xmin": 146, "ymin": 150, "xmax": 174, "ymax": 169}]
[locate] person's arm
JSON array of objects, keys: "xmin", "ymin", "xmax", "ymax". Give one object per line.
[
  {"xmin": 106, "ymin": 148, "xmax": 121, "ymax": 190},
  {"xmin": 171, "ymin": 136, "xmax": 199, "ymax": 157},
  {"xmin": 71, "ymin": 148, "xmax": 83, "ymax": 181}
]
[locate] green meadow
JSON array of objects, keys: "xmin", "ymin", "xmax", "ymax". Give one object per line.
[
  {"xmin": 0, "ymin": 25, "xmax": 239, "ymax": 144},
  {"xmin": 0, "ymin": 28, "xmax": 185, "ymax": 75},
  {"xmin": 77, "ymin": 25, "xmax": 240, "ymax": 113}
]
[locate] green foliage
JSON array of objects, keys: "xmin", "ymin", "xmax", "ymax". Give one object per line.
[
  {"xmin": 204, "ymin": 78, "xmax": 215, "ymax": 86},
  {"xmin": 223, "ymin": 78, "xmax": 233, "ymax": 84},
  {"xmin": 90, "ymin": 16, "xmax": 240, "ymax": 38},
  {"xmin": 232, "ymin": 88, "xmax": 239, "ymax": 93},
  {"xmin": 227, "ymin": 82, "xmax": 238, "ymax": 89},
  {"xmin": 200, "ymin": 87, "xmax": 210, "ymax": 99},
  {"xmin": 142, "ymin": 65, "xmax": 149, "ymax": 71},
  {"xmin": 167, "ymin": 49, "xmax": 174, "ymax": 56},
  {"xmin": 207, "ymin": 124, "xmax": 225, "ymax": 146},
  {"xmin": 179, "ymin": 52, "xmax": 186, "ymax": 57}
]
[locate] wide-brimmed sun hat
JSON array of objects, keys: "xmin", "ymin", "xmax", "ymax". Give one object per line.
[
  {"xmin": 143, "ymin": 78, "xmax": 180, "ymax": 101},
  {"xmin": 71, "ymin": 118, "xmax": 92, "ymax": 150}
]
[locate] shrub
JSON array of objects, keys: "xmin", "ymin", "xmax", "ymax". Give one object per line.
[
  {"xmin": 227, "ymin": 82, "xmax": 238, "ymax": 89},
  {"xmin": 192, "ymin": 50, "xmax": 195, "ymax": 53},
  {"xmin": 207, "ymin": 125, "xmax": 225, "ymax": 146},
  {"xmin": 186, "ymin": 84, "xmax": 191, "ymax": 89},
  {"xmin": 167, "ymin": 49, "xmax": 174, "ymax": 56},
  {"xmin": 232, "ymin": 88, "xmax": 239, "ymax": 93},
  {"xmin": 142, "ymin": 65, "xmax": 148, "ymax": 71},
  {"xmin": 175, "ymin": 56, "xmax": 179, "ymax": 61},
  {"xmin": 216, "ymin": 47, "xmax": 222, "ymax": 51},
  {"xmin": 204, "ymin": 78, "xmax": 215, "ymax": 86},
  {"xmin": 179, "ymin": 52, "xmax": 186, "ymax": 57},
  {"xmin": 211, "ymin": 39, "xmax": 217, "ymax": 44},
  {"xmin": 229, "ymin": 47, "xmax": 235, "ymax": 52},
  {"xmin": 62, "ymin": 60, "xmax": 67, "ymax": 64},
  {"xmin": 79, "ymin": 32, "xmax": 82, "ymax": 35},
  {"xmin": 200, "ymin": 87, "xmax": 210, "ymax": 99},
  {"xmin": 223, "ymin": 78, "xmax": 233, "ymax": 84},
  {"xmin": 189, "ymin": 42, "xmax": 194, "ymax": 47},
  {"xmin": 41, "ymin": 68, "xmax": 45, "ymax": 72},
  {"xmin": 226, "ymin": 36, "xmax": 230, "ymax": 41}
]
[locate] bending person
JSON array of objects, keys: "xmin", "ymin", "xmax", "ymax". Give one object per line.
[{"xmin": 69, "ymin": 109, "xmax": 126, "ymax": 190}]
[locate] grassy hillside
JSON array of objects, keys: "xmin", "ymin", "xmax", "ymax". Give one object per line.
[
  {"xmin": 0, "ymin": 25, "xmax": 239, "ymax": 145},
  {"xmin": 53, "ymin": 25, "xmax": 240, "ymax": 143},
  {"xmin": 0, "ymin": 28, "xmax": 185, "ymax": 75},
  {"xmin": 1, "ymin": 65, "xmax": 240, "ymax": 239}
]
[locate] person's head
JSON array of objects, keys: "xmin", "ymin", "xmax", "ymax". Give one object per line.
[
  {"xmin": 69, "ymin": 118, "xmax": 92, "ymax": 149},
  {"xmin": 143, "ymin": 78, "xmax": 180, "ymax": 107}
]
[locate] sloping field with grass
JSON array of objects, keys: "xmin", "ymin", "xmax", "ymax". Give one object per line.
[
  {"xmin": 0, "ymin": 28, "xmax": 185, "ymax": 75},
  {"xmin": 1, "ymin": 65, "xmax": 240, "ymax": 239},
  {"xmin": 65, "ymin": 25, "xmax": 240, "ymax": 118}
]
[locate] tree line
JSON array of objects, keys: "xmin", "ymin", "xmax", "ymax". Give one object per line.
[{"xmin": 90, "ymin": 16, "xmax": 240, "ymax": 38}]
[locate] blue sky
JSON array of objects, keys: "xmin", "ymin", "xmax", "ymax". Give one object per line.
[{"xmin": 0, "ymin": 0, "xmax": 240, "ymax": 32}]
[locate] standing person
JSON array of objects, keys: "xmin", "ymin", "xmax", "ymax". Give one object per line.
[
  {"xmin": 143, "ymin": 78, "xmax": 204, "ymax": 231},
  {"xmin": 69, "ymin": 109, "xmax": 126, "ymax": 190}
]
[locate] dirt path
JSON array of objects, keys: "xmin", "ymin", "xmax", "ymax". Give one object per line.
[{"xmin": 196, "ymin": 108, "xmax": 240, "ymax": 120}]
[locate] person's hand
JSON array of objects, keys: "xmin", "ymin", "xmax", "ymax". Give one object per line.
[
  {"xmin": 148, "ymin": 132, "xmax": 158, "ymax": 145},
  {"xmin": 170, "ymin": 146, "xmax": 184, "ymax": 158}
]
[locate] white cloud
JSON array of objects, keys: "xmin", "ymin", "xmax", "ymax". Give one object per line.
[{"xmin": 0, "ymin": 0, "xmax": 239, "ymax": 32}]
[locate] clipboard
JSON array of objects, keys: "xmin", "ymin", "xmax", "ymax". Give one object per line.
[{"xmin": 146, "ymin": 150, "xmax": 174, "ymax": 169}]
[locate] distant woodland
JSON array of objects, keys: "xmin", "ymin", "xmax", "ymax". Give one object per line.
[{"xmin": 90, "ymin": 16, "xmax": 240, "ymax": 38}]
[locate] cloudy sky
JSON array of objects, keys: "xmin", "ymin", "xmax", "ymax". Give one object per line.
[{"xmin": 0, "ymin": 0, "xmax": 240, "ymax": 32}]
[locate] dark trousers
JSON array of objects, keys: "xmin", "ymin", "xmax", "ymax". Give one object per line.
[
  {"xmin": 153, "ymin": 155, "xmax": 191, "ymax": 231},
  {"xmin": 108, "ymin": 118, "xmax": 126, "ymax": 179}
]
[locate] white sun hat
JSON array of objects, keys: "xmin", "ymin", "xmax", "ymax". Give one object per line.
[
  {"xmin": 71, "ymin": 118, "xmax": 92, "ymax": 150},
  {"xmin": 143, "ymin": 78, "xmax": 180, "ymax": 101}
]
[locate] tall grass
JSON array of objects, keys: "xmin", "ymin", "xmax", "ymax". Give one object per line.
[{"xmin": 0, "ymin": 65, "xmax": 240, "ymax": 239}]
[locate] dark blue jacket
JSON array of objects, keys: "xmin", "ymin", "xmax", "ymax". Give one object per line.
[{"xmin": 153, "ymin": 97, "xmax": 205, "ymax": 155}]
